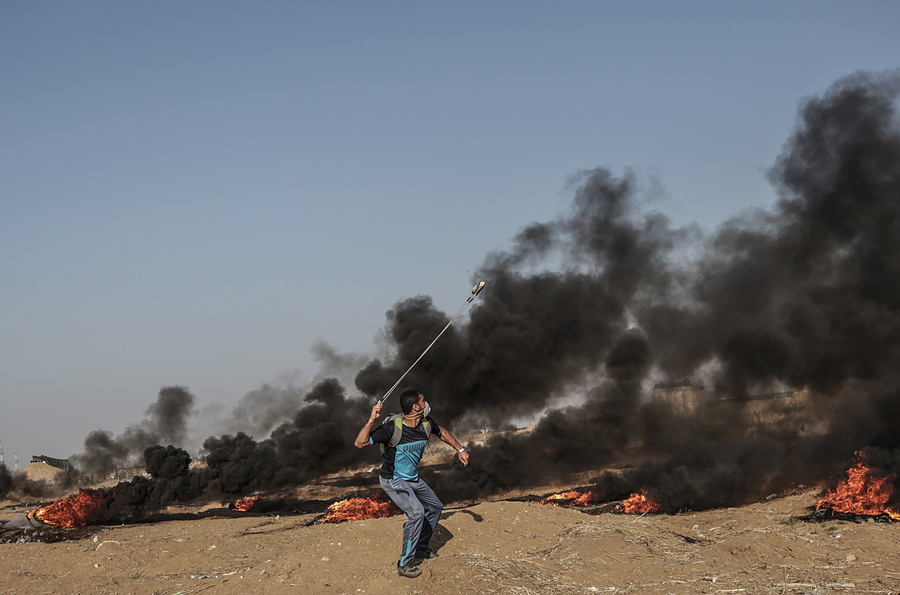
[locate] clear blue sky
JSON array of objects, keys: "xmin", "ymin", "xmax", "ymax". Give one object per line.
[{"xmin": 2, "ymin": 1, "xmax": 897, "ymax": 463}]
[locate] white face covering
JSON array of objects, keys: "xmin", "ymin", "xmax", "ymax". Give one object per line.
[{"xmin": 404, "ymin": 398, "xmax": 431, "ymax": 422}]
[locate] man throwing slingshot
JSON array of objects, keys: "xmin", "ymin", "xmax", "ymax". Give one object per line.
[{"xmin": 355, "ymin": 389, "xmax": 470, "ymax": 578}]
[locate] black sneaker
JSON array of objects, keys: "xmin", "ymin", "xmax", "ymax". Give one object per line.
[
  {"xmin": 415, "ymin": 548, "xmax": 439, "ymax": 560},
  {"xmin": 398, "ymin": 562, "xmax": 422, "ymax": 578}
]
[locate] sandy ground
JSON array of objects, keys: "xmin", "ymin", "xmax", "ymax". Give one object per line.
[{"xmin": 3, "ymin": 478, "xmax": 900, "ymax": 595}]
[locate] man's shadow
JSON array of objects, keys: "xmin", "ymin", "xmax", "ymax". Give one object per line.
[{"xmin": 431, "ymin": 509, "xmax": 483, "ymax": 551}]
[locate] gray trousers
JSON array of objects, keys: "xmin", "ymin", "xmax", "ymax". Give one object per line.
[{"xmin": 379, "ymin": 476, "xmax": 443, "ymax": 566}]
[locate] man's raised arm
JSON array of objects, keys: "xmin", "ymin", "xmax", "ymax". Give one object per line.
[{"xmin": 355, "ymin": 402, "xmax": 383, "ymax": 448}]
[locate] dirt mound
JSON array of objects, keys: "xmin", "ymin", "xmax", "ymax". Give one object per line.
[{"xmin": 21, "ymin": 462, "xmax": 66, "ymax": 484}]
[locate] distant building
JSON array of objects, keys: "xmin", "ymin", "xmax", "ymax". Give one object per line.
[
  {"xmin": 652, "ymin": 379, "xmax": 709, "ymax": 412},
  {"xmin": 652, "ymin": 380, "xmax": 822, "ymax": 436},
  {"xmin": 739, "ymin": 387, "xmax": 819, "ymax": 436},
  {"xmin": 31, "ymin": 455, "xmax": 74, "ymax": 472}
]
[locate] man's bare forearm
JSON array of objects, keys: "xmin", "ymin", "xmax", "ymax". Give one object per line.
[
  {"xmin": 439, "ymin": 428, "xmax": 470, "ymax": 466},
  {"xmin": 439, "ymin": 428, "xmax": 464, "ymax": 451},
  {"xmin": 355, "ymin": 402, "xmax": 383, "ymax": 448}
]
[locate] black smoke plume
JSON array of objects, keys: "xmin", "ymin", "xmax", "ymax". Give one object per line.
[
  {"xmin": 425, "ymin": 70, "xmax": 900, "ymax": 508},
  {"xmin": 201, "ymin": 377, "xmax": 373, "ymax": 497},
  {"xmin": 0, "ymin": 465, "xmax": 12, "ymax": 500},
  {"xmin": 63, "ymin": 71, "xmax": 900, "ymax": 521},
  {"xmin": 72, "ymin": 386, "xmax": 196, "ymax": 475}
]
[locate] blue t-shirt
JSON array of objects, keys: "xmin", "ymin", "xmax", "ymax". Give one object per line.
[{"xmin": 369, "ymin": 416, "xmax": 442, "ymax": 481}]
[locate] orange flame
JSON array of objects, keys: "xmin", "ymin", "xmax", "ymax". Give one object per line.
[
  {"xmin": 233, "ymin": 496, "xmax": 261, "ymax": 512},
  {"xmin": 321, "ymin": 493, "xmax": 401, "ymax": 523},
  {"xmin": 28, "ymin": 489, "xmax": 106, "ymax": 528},
  {"xmin": 540, "ymin": 490, "xmax": 600, "ymax": 506},
  {"xmin": 622, "ymin": 489, "xmax": 661, "ymax": 514},
  {"xmin": 816, "ymin": 451, "xmax": 900, "ymax": 520}
]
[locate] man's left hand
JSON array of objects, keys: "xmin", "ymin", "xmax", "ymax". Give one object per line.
[{"xmin": 458, "ymin": 450, "xmax": 470, "ymax": 467}]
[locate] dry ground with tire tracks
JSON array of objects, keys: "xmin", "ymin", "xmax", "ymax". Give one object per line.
[{"xmin": 3, "ymin": 483, "xmax": 900, "ymax": 595}]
